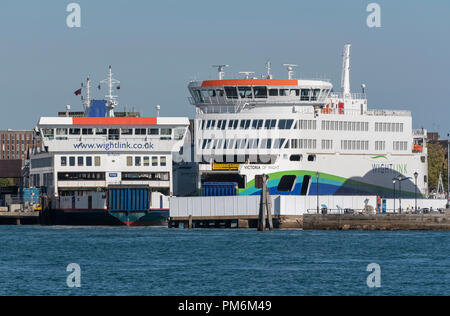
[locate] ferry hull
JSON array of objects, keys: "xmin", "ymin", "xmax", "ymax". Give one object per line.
[{"xmin": 41, "ymin": 209, "xmax": 169, "ymax": 226}]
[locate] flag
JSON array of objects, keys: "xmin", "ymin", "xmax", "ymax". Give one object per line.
[
  {"xmin": 74, "ymin": 88, "xmax": 82, "ymax": 96},
  {"xmin": 116, "ymin": 85, "xmax": 121, "ymax": 90}
]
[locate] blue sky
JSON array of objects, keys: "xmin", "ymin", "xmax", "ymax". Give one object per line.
[{"xmin": 0, "ymin": 0, "xmax": 449, "ymax": 135}]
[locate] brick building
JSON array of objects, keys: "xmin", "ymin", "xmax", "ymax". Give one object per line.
[{"xmin": 0, "ymin": 130, "xmax": 42, "ymax": 166}]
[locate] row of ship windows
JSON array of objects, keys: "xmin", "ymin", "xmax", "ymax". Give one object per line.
[
  {"xmin": 61, "ymin": 156, "xmax": 101, "ymax": 167},
  {"xmin": 375, "ymin": 123, "xmax": 404, "ymax": 133},
  {"xmin": 200, "ymin": 119, "xmax": 403, "ymax": 133},
  {"xmin": 59, "ymin": 156, "xmax": 168, "ymax": 167},
  {"xmin": 42, "ymin": 128, "xmax": 175, "ymax": 140},
  {"xmin": 57, "ymin": 172, "xmax": 170, "ymax": 181},
  {"xmin": 200, "ymin": 138, "xmax": 410, "ymax": 152},
  {"xmin": 126, "ymin": 156, "xmax": 167, "ymax": 167},
  {"xmin": 192, "ymin": 87, "xmax": 329, "ymax": 101},
  {"xmin": 200, "ymin": 119, "xmax": 317, "ymax": 131}
]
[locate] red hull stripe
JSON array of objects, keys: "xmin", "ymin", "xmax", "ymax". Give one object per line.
[
  {"xmin": 201, "ymin": 79, "xmax": 298, "ymax": 87},
  {"xmin": 72, "ymin": 117, "xmax": 158, "ymax": 126}
]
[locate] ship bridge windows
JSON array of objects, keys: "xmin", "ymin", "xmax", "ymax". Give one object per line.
[
  {"xmin": 42, "ymin": 128, "xmax": 54, "ymax": 139},
  {"xmin": 82, "ymin": 128, "xmax": 93, "ymax": 135},
  {"xmin": 108, "ymin": 129, "xmax": 120, "ymax": 140},
  {"xmin": 56, "ymin": 128, "xmax": 68, "ymax": 140},
  {"xmin": 95, "ymin": 128, "xmax": 107, "ymax": 135},
  {"xmin": 238, "ymin": 87, "xmax": 253, "ymax": 99},
  {"xmin": 69, "ymin": 128, "xmax": 81, "ymax": 135},
  {"xmin": 279, "ymin": 89, "xmax": 289, "ymax": 97},
  {"xmin": 300, "ymin": 89, "xmax": 310, "ymax": 101},
  {"xmin": 149, "ymin": 128, "xmax": 159, "ymax": 135},
  {"xmin": 135, "ymin": 128, "xmax": 147, "ymax": 135},
  {"xmin": 290, "ymin": 89, "xmax": 300, "ymax": 97},
  {"xmin": 254, "ymin": 87, "xmax": 267, "ymax": 98},
  {"xmin": 56, "ymin": 128, "xmax": 68, "ymax": 136},
  {"xmin": 121, "ymin": 128, "xmax": 133, "ymax": 135},
  {"xmin": 311, "ymin": 89, "xmax": 321, "ymax": 101},
  {"xmin": 225, "ymin": 87, "xmax": 238, "ymax": 99},
  {"xmin": 269, "ymin": 89, "xmax": 279, "ymax": 97}
]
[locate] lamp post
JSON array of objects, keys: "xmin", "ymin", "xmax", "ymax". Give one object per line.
[
  {"xmin": 447, "ymin": 135, "xmax": 450, "ymax": 208},
  {"xmin": 316, "ymin": 171, "xmax": 320, "ymax": 214},
  {"xmin": 414, "ymin": 172, "xmax": 419, "ymax": 212},
  {"xmin": 393, "ymin": 178, "xmax": 397, "ymax": 213}
]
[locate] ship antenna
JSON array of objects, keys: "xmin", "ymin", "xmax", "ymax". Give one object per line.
[
  {"xmin": 84, "ymin": 76, "xmax": 91, "ymax": 115},
  {"xmin": 341, "ymin": 44, "xmax": 351, "ymax": 99},
  {"xmin": 212, "ymin": 65, "xmax": 229, "ymax": 80},
  {"xmin": 239, "ymin": 71, "xmax": 255, "ymax": 79},
  {"xmin": 101, "ymin": 65, "xmax": 120, "ymax": 117},
  {"xmin": 266, "ymin": 60, "xmax": 273, "ymax": 79},
  {"xmin": 283, "ymin": 64, "xmax": 298, "ymax": 80}
]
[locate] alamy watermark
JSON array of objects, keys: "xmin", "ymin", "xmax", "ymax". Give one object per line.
[
  {"xmin": 66, "ymin": 263, "xmax": 81, "ymax": 288},
  {"xmin": 66, "ymin": 3, "xmax": 81, "ymax": 28},
  {"xmin": 366, "ymin": 3, "xmax": 381, "ymax": 28},
  {"xmin": 366, "ymin": 263, "xmax": 381, "ymax": 288}
]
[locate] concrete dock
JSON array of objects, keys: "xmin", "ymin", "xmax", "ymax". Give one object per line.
[
  {"xmin": 303, "ymin": 213, "xmax": 450, "ymax": 231},
  {"xmin": 169, "ymin": 195, "xmax": 450, "ymax": 231},
  {"xmin": 0, "ymin": 211, "xmax": 40, "ymax": 225}
]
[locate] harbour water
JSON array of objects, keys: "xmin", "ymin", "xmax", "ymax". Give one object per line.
[{"xmin": 0, "ymin": 226, "xmax": 448, "ymax": 296}]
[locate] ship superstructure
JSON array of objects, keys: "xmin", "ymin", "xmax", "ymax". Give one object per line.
[
  {"xmin": 30, "ymin": 67, "xmax": 189, "ymax": 226},
  {"xmin": 189, "ymin": 45, "xmax": 428, "ymax": 198}
]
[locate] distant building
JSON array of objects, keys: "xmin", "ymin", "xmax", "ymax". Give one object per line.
[
  {"xmin": 427, "ymin": 132, "xmax": 440, "ymax": 143},
  {"xmin": 0, "ymin": 130, "xmax": 42, "ymax": 167}
]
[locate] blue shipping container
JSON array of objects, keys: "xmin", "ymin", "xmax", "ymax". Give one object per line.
[
  {"xmin": 108, "ymin": 188, "xmax": 149, "ymax": 211},
  {"xmin": 202, "ymin": 182, "xmax": 237, "ymax": 197}
]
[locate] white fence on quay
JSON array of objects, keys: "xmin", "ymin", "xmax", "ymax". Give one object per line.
[{"xmin": 169, "ymin": 195, "xmax": 449, "ymax": 218}]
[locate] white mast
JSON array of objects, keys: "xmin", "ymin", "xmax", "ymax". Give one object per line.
[
  {"xmin": 266, "ymin": 60, "xmax": 273, "ymax": 79},
  {"xmin": 283, "ymin": 64, "xmax": 298, "ymax": 80},
  {"xmin": 84, "ymin": 76, "xmax": 91, "ymax": 115},
  {"xmin": 341, "ymin": 44, "xmax": 351, "ymax": 98},
  {"xmin": 212, "ymin": 65, "xmax": 229, "ymax": 80},
  {"xmin": 100, "ymin": 65, "xmax": 120, "ymax": 117}
]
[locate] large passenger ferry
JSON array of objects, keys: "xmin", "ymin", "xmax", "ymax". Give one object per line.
[
  {"xmin": 190, "ymin": 45, "xmax": 428, "ymax": 198},
  {"xmin": 30, "ymin": 67, "xmax": 189, "ymax": 226}
]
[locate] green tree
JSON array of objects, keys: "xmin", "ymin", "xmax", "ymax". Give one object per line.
[
  {"xmin": 427, "ymin": 142, "xmax": 448, "ymax": 191},
  {"xmin": 0, "ymin": 178, "xmax": 14, "ymax": 187}
]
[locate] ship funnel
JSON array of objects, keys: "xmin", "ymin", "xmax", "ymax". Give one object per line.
[{"xmin": 341, "ymin": 44, "xmax": 351, "ymax": 98}]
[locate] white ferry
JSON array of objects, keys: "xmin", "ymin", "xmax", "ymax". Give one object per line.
[
  {"xmin": 189, "ymin": 45, "xmax": 428, "ymax": 198},
  {"xmin": 30, "ymin": 67, "xmax": 189, "ymax": 226}
]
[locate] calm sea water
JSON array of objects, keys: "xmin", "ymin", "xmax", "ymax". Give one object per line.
[{"xmin": 0, "ymin": 226, "xmax": 448, "ymax": 296}]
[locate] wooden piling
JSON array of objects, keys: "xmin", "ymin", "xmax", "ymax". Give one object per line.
[
  {"xmin": 188, "ymin": 215, "xmax": 193, "ymax": 229},
  {"xmin": 258, "ymin": 174, "xmax": 273, "ymax": 232}
]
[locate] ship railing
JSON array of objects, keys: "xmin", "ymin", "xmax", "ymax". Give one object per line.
[
  {"xmin": 366, "ymin": 109, "xmax": 411, "ymax": 117},
  {"xmin": 413, "ymin": 129, "xmax": 427, "ymax": 137},
  {"xmin": 188, "ymin": 96, "xmax": 329, "ymax": 107},
  {"xmin": 329, "ymin": 92, "xmax": 367, "ymax": 100}
]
